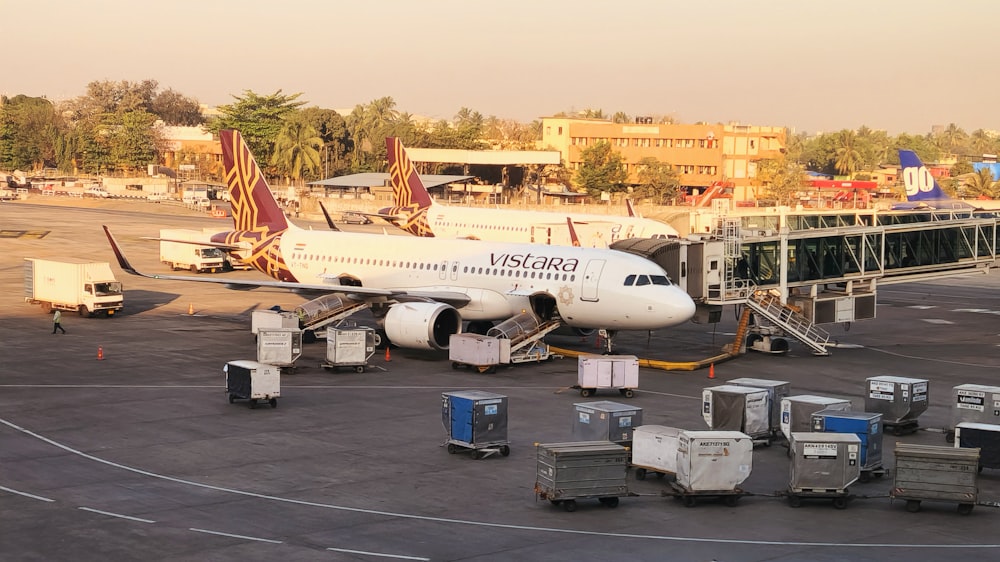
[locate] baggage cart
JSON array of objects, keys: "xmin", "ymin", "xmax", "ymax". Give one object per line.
[
  {"xmin": 534, "ymin": 441, "xmax": 630, "ymax": 512},
  {"xmin": 946, "ymin": 384, "xmax": 1000, "ymax": 443},
  {"xmin": 225, "ymin": 360, "xmax": 280, "ymax": 409},
  {"xmin": 864, "ymin": 375, "xmax": 928, "ymax": 435},
  {"xmin": 575, "ymin": 354, "xmax": 639, "ymax": 398},
  {"xmin": 780, "ymin": 395, "xmax": 852, "ymax": 443},
  {"xmin": 571, "ymin": 401, "xmax": 642, "ymax": 446},
  {"xmin": 955, "ymin": 422, "xmax": 1000, "ymax": 472},
  {"xmin": 256, "ymin": 327, "xmax": 302, "ymax": 371},
  {"xmin": 891, "ymin": 443, "xmax": 979, "ymax": 515},
  {"xmin": 665, "ymin": 430, "xmax": 753, "ymax": 507},
  {"xmin": 630, "ymin": 425, "xmax": 682, "ymax": 481},
  {"xmin": 787, "ymin": 432, "xmax": 861, "ymax": 509},
  {"xmin": 726, "ymin": 377, "xmax": 791, "ymax": 437},
  {"xmin": 811, "ymin": 410, "xmax": 885, "ymax": 482},
  {"xmin": 702, "ymin": 385, "xmax": 771, "ymax": 443},
  {"xmin": 322, "ymin": 326, "xmax": 377, "ymax": 373},
  {"xmin": 441, "ymin": 390, "xmax": 509, "ymax": 459}
]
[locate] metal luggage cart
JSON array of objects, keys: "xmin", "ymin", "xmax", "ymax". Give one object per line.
[
  {"xmin": 321, "ymin": 326, "xmax": 378, "ymax": 373},
  {"xmin": 535, "ymin": 441, "xmax": 630, "ymax": 512},
  {"xmin": 891, "ymin": 443, "xmax": 978, "ymax": 515},
  {"xmin": 442, "ymin": 391, "xmax": 510, "ymax": 460},
  {"xmin": 664, "ymin": 481, "xmax": 748, "ymax": 507}
]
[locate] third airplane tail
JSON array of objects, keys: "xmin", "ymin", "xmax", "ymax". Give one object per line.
[{"xmin": 896, "ymin": 149, "xmax": 974, "ymax": 210}]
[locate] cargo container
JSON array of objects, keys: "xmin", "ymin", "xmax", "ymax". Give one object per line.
[
  {"xmin": 225, "ymin": 360, "xmax": 280, "ymax": 408},
  {"xmin": 576, "ymin": 354, "xmax": 639, "ymax": 398},
  {"xmin": 24, "ymin": 258, "xmax": 123, "ymax": 317},
  {"xmin": 701, "ymin": 385, "xmax": 770, "ymax": 441},
  {"xmin": 780, "ymin": 395, "xmax": 852, "ymax": 441},
  {"xmin": 448, "ymin": 333, "xmax": 510, "ymax": 373},
  {"xmin": 256, "ymin": 327, "xmax": 302, "ymax": 369},
  {"xmin": 726, "ymin": 377, "xmax": 791, "ymax": 436},
  {"xmin": 947, "ymin": 384, "xmax": 1000, "ymax": 442},
  {"xmin": 159, "ymin": 228, "xmax": 227, "ymax": 273},
  {"xmin": 787, "ymin": 432, "xmax": 861, "ymax": 509},
  {"xmin": 892, "ymin": 443, "xmax": 978, "ymax": 514},
  {"xmin": 671, "ymin": 430, "xmax": 753, "ymax": 506},
  {"xmin": 955, "ymin": 422, "xmax": 1000, "ymax": 471},
  {"xmin": 323, "ymin": 326, "xmax": 377, "ymax": 372},
  {"xmin": 572, "ymin": 401, "xmax": 642, "ymax": 445},
  {"xmin": 811, "ymin": 410, "xmax": 884, "ymax": 480},
  {"xmin": 534, "ymin": 441, "xmax": 629, "ymax": 511},
  {"xmin": 864, "ymin": 375, "xmax": 928, "ymax": 435},
  {"xmin": 630, "ymin": 425, "xmax": 683, "ymax": 480},
  {"xmin": 251, "ymin": 309, "xmax": 300, "ymax": 336},
  {"xmin": 441, "ymin": 390, "xmax": 509, "ymax": 459}
]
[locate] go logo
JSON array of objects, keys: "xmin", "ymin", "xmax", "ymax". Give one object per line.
[{"xmin": 903, "ymin": 165, "xmax": 936, "ymax": 197}]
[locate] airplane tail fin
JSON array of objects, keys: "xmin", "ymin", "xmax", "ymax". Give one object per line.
[
  {"xmin": 383, "ymin": 137, "xmax": 435, "ymax": 236},
  {"xmin": 898, "ymin": 149, "xmax": 949, "ymax": 202},
  {"xmin": 220, "ymin": 130, "xmax": 290, "ymax": 234}
]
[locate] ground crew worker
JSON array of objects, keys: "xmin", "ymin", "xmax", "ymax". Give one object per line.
[{"xmin": 52, "ymin": 309, "xmax": 66, "ymax": 334}]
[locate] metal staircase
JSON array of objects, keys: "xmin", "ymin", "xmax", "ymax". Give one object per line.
[
  {"xmin": 487, "ymin": 312, "xmax": 562, "ymax": 358},
  {"xmin": 745, "ymin": 289, "xmax": 831, "ymax": 356}
]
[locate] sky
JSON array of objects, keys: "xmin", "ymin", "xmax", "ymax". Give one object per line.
[{"xmin": 5, "ymin": 0, "xmax": 999, "ymax": 136}]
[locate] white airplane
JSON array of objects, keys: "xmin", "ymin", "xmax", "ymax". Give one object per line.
[
  {"xmin": 373, "ymin": 138, "xmax": 679, "ymax": 247},
  {"xmin": 103, "ymin": 130, "xmax": 696, "ymax": 351}
]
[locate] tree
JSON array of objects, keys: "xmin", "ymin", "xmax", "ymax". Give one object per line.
[
  {"xmin": 574, "ymin": 141, "xmax": 627, "ymax": 197},
  {"xmin": 834, "ymin": 129, "xmax": 861, "ymax": 177},
  {"xmin": 110, "ymin": 110, "xmax": 160, "ymax": 173},
  {"xmin": 756, "ymin": 157, "xmax": 805, "ymax": 206},
  {"xmin": 611, "ymin": 111, "xmax": 630, "ymax": 124},
  {"xmin": 205, "ymin": 90, "xmax": 307, "ymax": 166},
  {"xmin": 633, "ymin": 157, "xmax": 680, "ymax": 204},
  {"xmin": 969, "ymin": 129, "xmax": 996, "ymax": 157},
  {"xmin": 150, "ymin": 88, "xmax": 204, "ymax": 126},
  {"xmin": 962, "ymin": 168, "xmax": 997, "ymax": 199},
  {"xmin": 270, "ymin": 119, "xmax": 321, "ymax": 183},
  {"xmin": 0, "ymin": 95, "xmax": 60, "ymax": 171},
  {"xmin": 299, "ymin": 107, "xmax": 350, "ymax": 178}
]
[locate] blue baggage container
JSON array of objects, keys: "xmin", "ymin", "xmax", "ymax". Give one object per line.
[
  {"xmin": 441, "ymin": 390, "xmax": 509, "ymax": 457},
  {"xmin": 811, "ymin": 410, "xmax": 883, "ymax": 470}
]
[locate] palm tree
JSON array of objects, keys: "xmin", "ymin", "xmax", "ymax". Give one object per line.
[
  {"xmin": 270, "ymin": 120, "xmax": 321, "ymax": 184},
  {"xmin": 962, "ymin": 168, "xmax": 996, "ymax": 199},
  {"xmin": 834, "ymin": 129, "xmax": 861, "ymax": 177},
  {"xmin": 941, "ymin": 123, "xmax": 968, "ymax": 154},
  {"xmin": 969, "ymin": 129, "xmax": 996, "ymax": 157}
]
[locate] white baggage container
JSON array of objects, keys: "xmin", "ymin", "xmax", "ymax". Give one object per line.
[
  {"xmin": 225, "ymin": 360, "xmax": 280, "ymax": 408},
  {"xmin": 780, "ymin": 395, "xmax": 852, "ymax": 441},
  {"xmin": 325, "ymin": 327, "xmax": 377, "ymax": 373},
  {"xmin": 702, "ymin": 385, "xmax": 770, "ymax": 439},
  {"xmin": 449, "ymin": 333, "xmax": 510, "ymax": 373},
  {"xmin": 256, "ymin": 327, "xmax": 302, "ymax": 368},
  {"xmin": 948, "ymin": 384, "xmax": 1000, "ymax": 442},
  {"xmin": 630, "ymin": 425, "xmax": 683, "ymax": 479},
  {"xmin": 727, "ymin": 377, "xmax": 791, "ymax": 435},
  {"xmin": 675, "ymin": 430, "xmax": 753, "ymax": 492},
  {"xmin": 251, "ymin": 309, "xmax": 299, "ymax": 335},
  {"xmin": 577, "ymin": 354, "xmax": 639, "ymax": 398}
]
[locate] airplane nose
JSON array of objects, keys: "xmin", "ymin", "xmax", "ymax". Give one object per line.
[{"xmin": 667, "ymin": 287, "xmax": 696, "ymax": 324}]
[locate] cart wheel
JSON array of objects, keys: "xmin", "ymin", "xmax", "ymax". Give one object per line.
[
  {"xmin": 451, "ymin": 362, "xmax": 460, "ymax": 370},
  {"xmin": 905, "ymin": 500, "xmax": 921, "ymax": 513},
  {"xmin": 682, "ymin": 496, "xmax": 697, "ymax": 508},
  {"xmin": 635, "ymin": 468, "xmax": 647, "ymax": 481},
  {"xmin": 228, "ymin": 393, "xmax": 235, "ymax": 404},
  {"xmin": 355, "ymin": 366, "xmax": 365, "ymax": 373},
  {"xmin": 978, "ymin": 463, "xmax": 984, "ymax": 474},
  {"xmin": 858, "ymin": 471, "xmax": 871, "ymax": 483},
  {"xmin": 499, "ymin": 445, "xmax": 510, "ymax": 457},
  {"xmin": 580, "ymin": 389, "xmax": 592, "ymax": 398},
  {"xmin": 447, "ymin": 443, "xmax": 458, "ymax": 454},
  {"xmin": 945, "ymin": 431, "xmax": 955, "ymax": 444},
  {"xmin": 958, "ymin": 503, "xmax": 974, "ymax": 516},
  {"xmin": 269, "ymin": 398, "xmax": 277, "ymax": 408},
  {"xmin": 832, "ymin": 497, "xmax": 848, "ymax": 510},
  {"xmin": 723, "ymin": 495, "xmax": 740, "ymax": 507},
  {"xmin": 470, "ymin": 450, "xmax": 482, "ymax": 460},
  {"xmin": 623, "ymin": 389, "xmax": 634, "ymax": 398},
  {"xmin": 248, "ymin": 399, "xmax": 257, "ymax": 409},
  {"xmin": 599, "ymin": 497, "xmax": 619, "ymax": 508},
  {"xmin": 562, "ymin": 500, "xmax": 577, "ymax": 512},
  {"xmin": 788, "ymin": 495, "xmax": 802, "ymax": 508},
  {"xmin": 549, "ymin": 499, "xmax": 560, "ymax": 506}
]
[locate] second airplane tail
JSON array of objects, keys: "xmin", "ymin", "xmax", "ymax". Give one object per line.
[
  {"xmin": 220, "ymin": 130, "xmax": 290, "ymax": 234},
  {"xmin": 898, "ymin": 149, "xmax": 949, "ymax": 203},
  {"xmin": 382, "ymin": 137, "xmax": 435, "ymax": 237}
]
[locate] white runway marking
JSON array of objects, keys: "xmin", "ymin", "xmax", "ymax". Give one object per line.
[
  {"xmin": 79, "ymin": 507, "xmax": 155, "ymax": 523},
  {"xmin": 0, "ymin": 486, "xmax": 53, "ymax": 502},
  {"xmin": 189, "ymin": 528, "xmax": 282, "ymax": 544},
  {"xmin": 326, "ymin": 547, "xmax": 430, "ymax": 560},
  {"xmin": 2, "ymin": 416, "xmax": 998, "ymax": 549},
  {"xmin": 921, "ymin": 318, "xmax": 954, "ymax": 324}
]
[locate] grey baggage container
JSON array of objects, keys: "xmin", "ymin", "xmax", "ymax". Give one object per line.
[
  {"xmin": 892, "ymin": 442, "xmax": 978, "ymax": 515},
  {"xmin": 726, "ymin": 377, "xmax": 790, "ymax": 435},
  {"xmin": 780, "ymin": 395, "xmax": 852, "ymax": 441},
  {"xmin": 865, "ymin": 375, "xmax": 928, "ymax": 434},
  {"xmin": 955, "ymin": 422, "xmax": 1000, "ymax": 471},
  {"xmin": 256, "ymin": 327, "xmax": 302, "ymax": 368},
  {"xmin": 324, "ymin": 326, "xmax": 377, "ymax": 372},
  {"xmin": 948, "ymin": 384, "xmax": 1000, "ymax": 442},
  {"xmin": 572, "ymin": 401, "xmax": 642, "ymax": 445},
  {"xmin": 702, "ymin": 385, "xmax": 770, "ymax": 440},
  {"xmin": 788, "ymin": 432, "xmax": 861, "ymax": 509},
  {"xmin": 630, "ymin": 425, "xmax": 682, "ymax": 479},
  {"xmin": 534, "ymin": 441, "xmax": 629, "ymax": 512}
]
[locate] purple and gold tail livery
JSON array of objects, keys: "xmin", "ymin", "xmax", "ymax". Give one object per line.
[{"xmin": 381, "ymin": 137, "xmax": 435, "ymax": 237}]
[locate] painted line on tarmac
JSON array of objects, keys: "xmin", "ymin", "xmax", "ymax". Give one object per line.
[
  {"xmin": 0, "ymin": 486, "xmax": 54, "ymax": 502},
  {"xmin": 2, "ymin": 416, "xmax": 998, "ymax": 550},
  {"xmin": 189, "ymin": 528, "xmax": 282, "ymax": 544},
  {"xmin": 866, "ymin": 347, "xmax": 997, "ymax": 368},
  {"xmin": 326, "ymin": 547, "xmax": 430, "ymax": 560},
  {"xmin": 79, "ymin": 507, "xmax": 155, "ymax": 524}
]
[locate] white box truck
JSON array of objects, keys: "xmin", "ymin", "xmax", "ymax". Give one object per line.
[
  {"xmin": 24, "ymin": 258, "xmax": 124, "ymax": 317},
  {"xmin": 159, "ymin": 228, "xmax": 227, "ymax": 273}
]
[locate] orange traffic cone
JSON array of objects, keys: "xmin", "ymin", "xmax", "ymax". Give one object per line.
[
  {"xmin": 97, "ymin": 346, "xmax": 104, "ymax": 361},
  {"xmin": 188, "ymin": 303, "xmax": 195, "ymax": 315},
  {"xmin": 708, "ymin": 363, "xmax": 715, "ymax": 379},
  {"xmin": 385, "ymin": 346, "xmax": 391, "ymax": 362}
]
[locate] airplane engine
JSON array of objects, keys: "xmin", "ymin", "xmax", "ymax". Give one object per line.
[{"xmin": 384, "ymin": 302, "xmax": 462, "ymax": 351}]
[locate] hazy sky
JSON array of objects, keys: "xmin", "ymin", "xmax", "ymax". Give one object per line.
[{"xmin": 6, "ymin": 1, "xmax": 997, "ymax": 135}]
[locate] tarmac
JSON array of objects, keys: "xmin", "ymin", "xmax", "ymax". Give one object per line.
[{"xmin": 3, "ymin": 198, "xmax": 1000, "ymax": 561}]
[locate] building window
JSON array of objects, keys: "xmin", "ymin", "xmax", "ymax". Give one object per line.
[{"xmin": 558, "ymin": 126, "xmax": 563, "ymax": 135}]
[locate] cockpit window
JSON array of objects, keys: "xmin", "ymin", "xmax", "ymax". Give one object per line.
[
  {"xmin": 635, "ymin": 275, "xmax": 650, "ymax": 286},
  {"xmin": 624, "ymin": 274, "xmax": 636, "ymax": 286},
  {"xmin": 650, "ymin": 275, "xmax": 671, "ymax": 286}
]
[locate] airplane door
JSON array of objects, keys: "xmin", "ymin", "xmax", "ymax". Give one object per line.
[
  {"xmin": 439, "ymin": 260, "xmax": 448, "ymax": 281},
  {"xmin": 531, "ymin": 226, "xmax": 551, "ymax": 245},
  {"xmin": 581, "ymin": 259, "xmax": 605, "ymax": 302}
]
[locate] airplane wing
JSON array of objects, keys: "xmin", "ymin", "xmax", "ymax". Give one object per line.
[{"xmin": 103, "ymin": 226, "xmax": 471, "ymax": 307}]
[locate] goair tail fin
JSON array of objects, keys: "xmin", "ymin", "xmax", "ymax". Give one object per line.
[{"xmin": 898, "ymin": 149, "xmax": 949, "ymax": 203}]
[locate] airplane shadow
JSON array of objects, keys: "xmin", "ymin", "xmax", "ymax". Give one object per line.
[{"xmin": 118, "ymin": 289, "xmax": 183, "ymax": 316}]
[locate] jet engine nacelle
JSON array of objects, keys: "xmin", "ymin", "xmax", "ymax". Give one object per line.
[{"xmin": 383, "ymin": 302, "xmax": 462, "ymax": 351}]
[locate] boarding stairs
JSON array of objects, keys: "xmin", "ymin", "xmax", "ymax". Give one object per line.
[
  {"xmin": 745, "ymin": 289, "xmax": 831, "ymax": 356},
  {"xmin": 298, "ymin": 302, "xmax": 369, "ymax": 333}
]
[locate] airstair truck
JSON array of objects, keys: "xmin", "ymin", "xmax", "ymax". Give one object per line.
[
  {"xmin": 24, "ymin": 258, "xmax": 124, "ymax": 317},
  {"xmin": 159, "ymin": 228, "xmax": 227, "ymax": 273}
]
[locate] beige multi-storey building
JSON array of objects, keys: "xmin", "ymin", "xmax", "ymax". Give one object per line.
[{"xmin": 540, "ymin": 117, "xmax": 787, "ymax": 202}]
